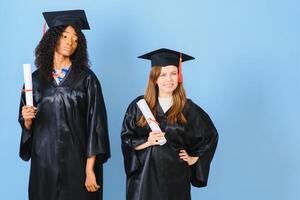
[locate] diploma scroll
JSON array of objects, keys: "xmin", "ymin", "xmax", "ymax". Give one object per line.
[
  {"xmin": 23, "ymin": 64, "xmax": 33, "ymax": 106},
  {"xmin": 136, "ymin": 99, "xmax": 167, "ymax": 145}
]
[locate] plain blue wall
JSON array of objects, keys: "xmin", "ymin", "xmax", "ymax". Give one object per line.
[{"xmin": 0, "ymin": 0, "xmax": 299, "ymax": 199}]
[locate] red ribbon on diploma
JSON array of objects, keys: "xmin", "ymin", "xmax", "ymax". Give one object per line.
[{"xmin": 22, "ymin": 89, "xmax": 32, "ymax": 92}]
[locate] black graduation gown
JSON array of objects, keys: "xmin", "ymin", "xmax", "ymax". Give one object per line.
[
  {"xmin": 18, "ymin": 68, "xmax": 110, "ymax": 200},
  {"xmin": 121, "ymin": 96, "xmax": 218, "ymax": 200}
]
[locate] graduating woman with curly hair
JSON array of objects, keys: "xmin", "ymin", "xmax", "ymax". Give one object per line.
[
  {"xmin": 121, "ymin": 48, "xmax": 218, "ymax": 200},
  {"xmin": 18, "ymin": 10, "xmax": 110, "ymax": 200}
]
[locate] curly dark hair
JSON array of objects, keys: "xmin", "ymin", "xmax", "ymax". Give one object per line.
[{"xmin": 34, "ymin": 25, "xmax": 90, "ymax": 81}]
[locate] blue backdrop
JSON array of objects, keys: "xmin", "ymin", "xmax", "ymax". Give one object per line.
[{"xmin": 0, "ymin": 0, "xmax": 299, "ymax": 199}]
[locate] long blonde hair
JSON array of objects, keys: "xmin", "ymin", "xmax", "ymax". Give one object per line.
[{"xmin": 137, "ymin": 66, "xmax": 187, "ymax": 126}]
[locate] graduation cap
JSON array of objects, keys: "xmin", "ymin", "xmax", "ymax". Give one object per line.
[
  {"xmin": 138, "ymin": 48, "xmax": 195, "ymax": 83},
  {"xmin": 43, "ymin": 10, "xmax": 90, "ymax": 30}
]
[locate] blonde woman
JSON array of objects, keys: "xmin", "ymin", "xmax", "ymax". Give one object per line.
[{"xmin": 121, "ymin": 48, "xmax": 218, "ymax": 200}]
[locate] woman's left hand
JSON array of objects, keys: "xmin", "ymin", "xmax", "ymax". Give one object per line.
[
  {"xmin": 179, "ymin": 149, "xmax": 199, "ymax": 166},
  {"xmin": 85, "ymin": 170, "xmax": 100, "ymax": 192}
]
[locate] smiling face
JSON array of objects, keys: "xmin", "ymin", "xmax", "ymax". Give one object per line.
[
  {"xmin": 156, "ymin": 65, "xmax": 179, "ymax": 97},
  {"xmin": 55, "ymin": 26, "xmax": 78, "ymax": 57}
]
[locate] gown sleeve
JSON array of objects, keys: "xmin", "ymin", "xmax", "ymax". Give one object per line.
[
  {"xmin": 18, "ymin": 88, "xmax": 33, "ymax": 161},
  {"xmin": 186, "ymin": 101, "xmax": 218, "ymax": 188},
  {"xmin": 85, "ymin": 72, "xmax": 110, "ymax": 164},
  {"xmin": 121, "ymin": 99, "xmax": 148, "ymax": 176}
]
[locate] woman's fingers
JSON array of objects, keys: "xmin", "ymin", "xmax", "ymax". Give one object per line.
[
  {"xmin": 179, "ymin": 150, "xmax": 187, "ymax": 156},
  {"xmin": 86, "ymin": 186, "xmax": 91, "ymax": 192},
  {"xmin": 179, "ymin": 153, "xmax": 187, "ymax": 157},
  {"xmin": 148, "ymin": 132, "xmax": 166, "ymax": 146},
  {"xmin": 179, "ymin": 149, "xmax": 190, "ymax": 162},
  {"xmin": 149, "ymin": 131, "xmax": 157, "ymax": 136},
  {"xmin": 149, "ymin": 133, "xmax": 165, "ymax": 143},
  {"xmin": 154, "ymin": 136, "xmax": 165, "ymax": 141},
  {"xmin": 181, "ymin": 158, "xmax": 189, "ymax": 162},
  {"xmin": 180, "ymin": 157, "xmax": 189, "ymax": 162},
  {"xmin": 152, "ymin": 137, "xmax": 165, "ymax": 144},
  {"xmin": 149, "ymin": 138, "xmax": 160, "ymax": 145},
  {"xmin": 90, "ymin": 185, "xmax": 97, "ymax": 192},
  {"xmin": 150, "ymin": 131, "xmax": 165, "ymax": 135},
  {"xmin": 86, "ymin": 185, "xmax": 94, "ymax": 192},
  {"xmin": 22, "ymin": 106, "xmax": 36, "ymax": 111},
  {"xmin": 149, "ymin": 131, "xmax": 164, "ymax": 137},
  {"xmin": 179, "ymin": 155, "xmax": 189, "ymax": 160},
  {"xmin": 86, "ymin": 185, "xmax": 92, "ymax": 192},
  {"xmin": 22, "ymin": 105, "xmax": 36, "ymax": 111},
  {"xmin": 22, "ymin": 106, "xmax": 37, "ymax": 120},
  {"xmin": 23, "ymin": 112, "xmax": 35, "ymax": 118},
  {"xmin": 86, "ymin": 183, "xmax": 100, "ymax": 192},
  {"xmin": 85, "ymin": 170, "xmax": 100, "ymax": 192}
]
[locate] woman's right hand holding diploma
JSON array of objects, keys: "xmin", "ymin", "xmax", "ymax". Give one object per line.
[
  {"xmin": 147, "ymin": 131, "xmax": 166, "ymax": 146},
  {"xmin": 134, "ymin": 131, "xmax": 166, "ymax": 150},
  {"xmin": 22, "ymin": 105, "xmax": 37, "ymax": 130}
]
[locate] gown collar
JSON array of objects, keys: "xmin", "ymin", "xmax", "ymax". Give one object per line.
[{"xmin": 52, "ymin": 66, "xmax": 72, "ymax": 86}]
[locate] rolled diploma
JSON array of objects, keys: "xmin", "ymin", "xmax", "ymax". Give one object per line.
[
  {"xmin": 23, "ymin": 64, "xmax": 33, "ymax": 106},
  {"xmin": 136, "ymin": 99, "xmax": 167, "ymax": 145}
]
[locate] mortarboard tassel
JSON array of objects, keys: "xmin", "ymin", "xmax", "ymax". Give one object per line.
[
  {"xmin": 178, "ymin": 53, "xmax": 183, "ymax": 83},
  {"xmin": 43, "ymin": 22, "xmax": 47, "ymax": 35}
]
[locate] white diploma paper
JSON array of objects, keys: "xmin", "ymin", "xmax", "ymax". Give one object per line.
[
  {"xmin": 23, "ymin": 64, "xmax": 33, "ymax": 106},
  {"xmin": 136, "ymin": 99, "xmax": 167, "ymax": 145}
]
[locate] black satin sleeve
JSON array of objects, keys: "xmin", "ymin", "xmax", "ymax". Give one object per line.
[
  {"xmin": 186, "ymin": 100, "xmax": 218, "ymax": 187},
  {"xmin": 18, "ymin": 86, "xmax": 33, "ymax": 161},
  {"xmin": 85, "ymin": 72, "xmax": 110, "ymax": 163},
  {"xmin": 121, "ymin": 97, "xmax": 148, "ymax": 176}
]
